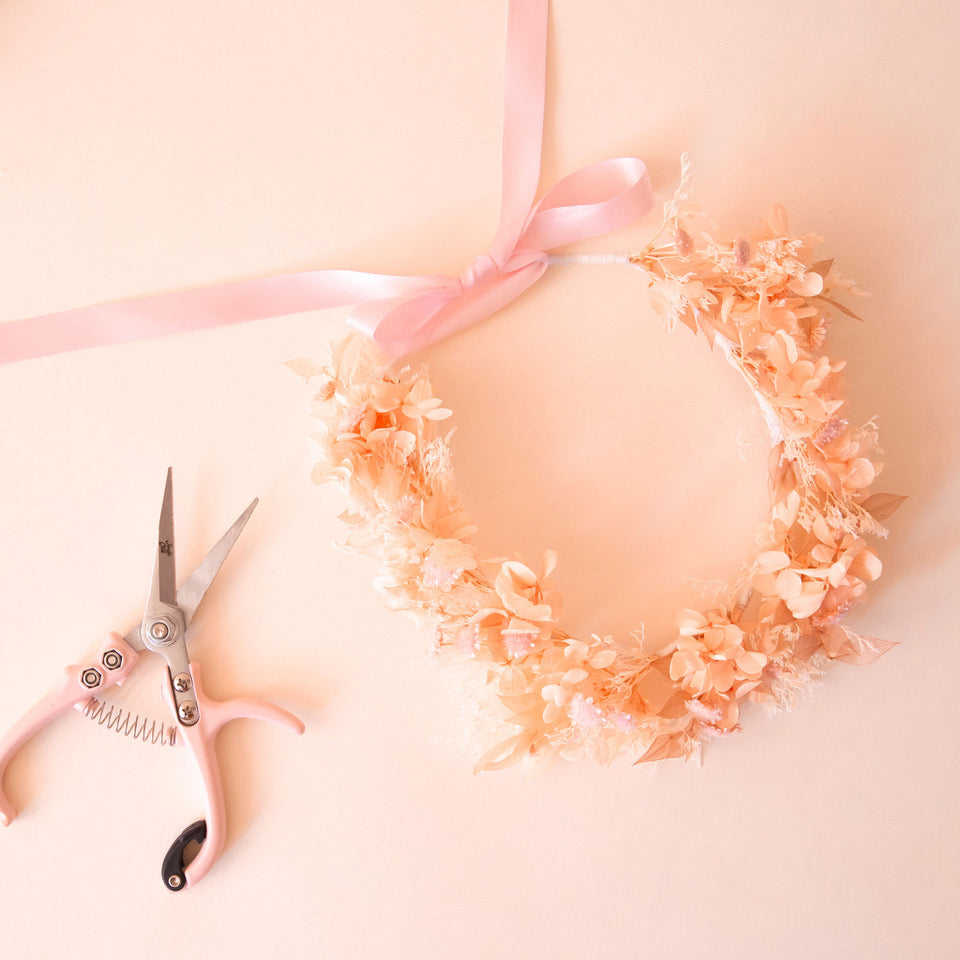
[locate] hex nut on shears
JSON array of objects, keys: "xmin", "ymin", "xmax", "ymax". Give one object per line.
[
  {"xmin": 101, "ymin": 650, "xmax": 123, "ymax": 671},
  {"xmin": 80, "ymin": 668, "xmax": 102, "ymax": 689}
]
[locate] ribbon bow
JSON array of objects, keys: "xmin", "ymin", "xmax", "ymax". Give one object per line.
[
  {"xmin": 0, "ymin": 0, "xmax": 653, "ymax": 365},
  {"xmin": 350, "ymin": 155, "xmax": 653, "ymax": 358}
]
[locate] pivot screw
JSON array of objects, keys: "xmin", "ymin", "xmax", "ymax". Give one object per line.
[
  {"xmin": 172, "ymin": 673, "xmax": 192, "ymax": 693},
  {"xmin": 81, "ymin": 668, "xmax": 102, "ymax": 689},
  {"xmin": 102, "ymin": 649, "xmax": 123, "ymax": 671},
  {"xmin": 149, "ymin": 621, "xmax": 169, "ymax": 642},
  {"xmin": 177, "ymin": 701, "xmax": 198, "ymax": 724}
]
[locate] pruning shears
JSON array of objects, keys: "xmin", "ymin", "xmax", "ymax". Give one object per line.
[{"xmin": 0, "ymin": 469, "xmax": 304, "ymax": 890}]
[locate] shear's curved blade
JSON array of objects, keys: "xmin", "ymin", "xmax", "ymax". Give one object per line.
[
  {"xmin": 175, "ymin": 497, "xmax": 258, "ymax": 628},
  {"xmin": 154, "ymin": 467, "xmax": 177, "ymax": 606}
]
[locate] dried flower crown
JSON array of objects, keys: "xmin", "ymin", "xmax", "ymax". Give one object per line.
[{"xmin": 298, "ymin": 166, "xmax": 901, "ymax": 771}]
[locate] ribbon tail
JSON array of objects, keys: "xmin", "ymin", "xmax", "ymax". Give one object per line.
[
  {"xmin": 492, "ymin": 0, "xmax": 549, "ymax": 260},
  {"xmin": 0, "ymin": 270, "xmax": 442, "ymax": 365}
]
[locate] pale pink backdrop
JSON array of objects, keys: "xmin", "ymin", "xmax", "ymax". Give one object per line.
[{"xmin": 0, "ymin": 2, "xmax": 956, "ymax": 958}]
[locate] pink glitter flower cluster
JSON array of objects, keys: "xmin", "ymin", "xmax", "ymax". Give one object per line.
[{"xmin": 298, "ymin": 175, "xmax": 899, "ymax": 771}]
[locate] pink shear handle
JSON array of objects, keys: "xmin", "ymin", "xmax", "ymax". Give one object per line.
[
  {"xmin": 163, "ymin": 661, "xmax": 304, "ymax": 890},
  {"xmin": 0, "ymin": 633, "xmax": 138, "ymax": 826}
]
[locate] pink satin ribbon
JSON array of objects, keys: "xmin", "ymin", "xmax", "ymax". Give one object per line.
[{"xmin": 0, "ymin": 0, "xmax": 654, "ymax": 365}]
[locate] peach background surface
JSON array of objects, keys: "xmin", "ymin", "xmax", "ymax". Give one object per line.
[{"xmin": 0, "ymin": 2, "xmax": 957, "ymax": 958}]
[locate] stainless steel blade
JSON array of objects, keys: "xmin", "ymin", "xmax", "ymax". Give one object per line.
[
  {"xmin": 152, "ymin": 467, "xmax": 177, "ymax": 607},
  {"xmin": 174, "ymin": 497, "xmax": 258, "ymax": 628}
]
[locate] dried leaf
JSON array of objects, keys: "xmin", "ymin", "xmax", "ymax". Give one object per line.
[
  {"xmin": 770, "ymin": 204, "xmax": 789, "ymax": 235},
  {"xmin": 680, "ymin": 309, "xmax": 698, "ymax": 335},
  {"xmin": 474, "ymin": 732, "xmax": 534, "ymax": 772},
  {"xmin": 860, "ymin": 492, "xmax": 908, "ymax": 522},
  {"xmin": 831, "ymin": 631, "xmax": 898, "ymax": 665},
  {"xmin": 498, "ymin": 692, "xmax": 542, "ymax": 717},
  {"xmin": 498, "ymin": 665, "xmax": 528, "ymax": 696},
  {"xmin": 817, "ymin": 624, "xmax": 848, "ymax": 658},
  {"xmin": 810, "ymin": 258, "xmax": 835, "ymax": 278},
  {"xmin": 633, "ymin": 664, "xmax": 677, "ymax": 715},
  {"xmin": 814, "ymin": 295, "xmax": 864, "ymax": 322},
  {"xmin": 659, "ymin": 692, "xmax": 691, "ymax": 720},
  {"xmin": 794, "ymin": 628, "xmax": 820, "ymax": 661},
  {"xmin": 634, "ymin": 733, "xmax": 689, "ymax": 765},
  {"xmin": 699, "ymin": 314, "xmax": 718, "ymax": 348},
  {"xmin": 285, "ymin": 357, "xmax": 324, "ymax": 379},
  {"xmin": 767, "ymin": 442, "xmax": 789, "ymax": 501}
]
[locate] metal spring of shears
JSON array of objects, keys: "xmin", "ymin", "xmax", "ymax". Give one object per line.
[{"xmin": 80, "ymin": 696, "xmax": 178, "ymax": 747}]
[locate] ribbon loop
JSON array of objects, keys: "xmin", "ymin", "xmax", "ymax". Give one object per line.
[
  {"xmin": 518, "ymin": 158, "xmax": 655, "ymax": 254},
  {"xmin": 458, "ymin": 254, "xmax": 501, "ymax": 293}
]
